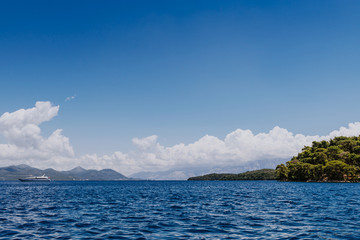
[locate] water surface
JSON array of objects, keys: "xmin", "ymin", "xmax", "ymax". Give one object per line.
[{"xmin": 0, "ymin": 181, "xmax": 359, "ymax": 239}]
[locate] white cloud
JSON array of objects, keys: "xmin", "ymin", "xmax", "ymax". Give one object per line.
[
  {"xmin": 132, "ymin": 135, "xmax": 158, "ymax": 150},
  {"xmin": 65, "ymin": 95, "xmax": 76, "ymax": 102},
  {"xmin": 0, "ymin": 102, "xmax": 74, "ymax": 168},
  {"xmin": 1, "ymin": 101, "xmax": 360, "ymax": 179}
]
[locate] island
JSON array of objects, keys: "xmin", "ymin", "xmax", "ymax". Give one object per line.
[
  {"xmin": 276, "ymin": 136, "xmax": 360, "ymax": 182},
  {"xmin": 188, "ymin": 169, "xmax": 276, "ymax": 181}
]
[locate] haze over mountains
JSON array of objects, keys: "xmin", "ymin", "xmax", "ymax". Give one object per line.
[
  {"xmin": 0, "ymin": 164, "xmax": 130, "ymax": 181},
  {"xmin": 129, "ymin": 159, "xmax": 285, "ymax": 180}
]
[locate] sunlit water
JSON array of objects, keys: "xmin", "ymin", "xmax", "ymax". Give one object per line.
[{"xmin": 0, "ymin": 180, "xmax": 359, "ymax": 239}]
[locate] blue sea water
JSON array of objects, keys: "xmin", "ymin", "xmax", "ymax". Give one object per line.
[{"xmin": 0, "ymin": 181, "xmax": 359, "ymax": 239}]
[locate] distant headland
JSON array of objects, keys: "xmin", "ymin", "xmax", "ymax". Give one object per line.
[
  {"xmin": 276, "ymin": 136, "xmax": 360, "ymax": 182},
  {"xmin": 188, "ymin": 169, "xmax": 276, "ymax": 181}
]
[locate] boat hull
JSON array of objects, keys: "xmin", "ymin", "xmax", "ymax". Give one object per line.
[{"xmin": 19, "ymin": 179, "xmax": 51, "ymax": 182}]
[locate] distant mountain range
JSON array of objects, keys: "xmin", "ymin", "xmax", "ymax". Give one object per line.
[{"xmin": 0, "ymin": 164, "xmax": 131, "ymax": 181}]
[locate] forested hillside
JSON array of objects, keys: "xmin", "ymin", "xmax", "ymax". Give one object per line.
[{"xmin": 276, "ymin": 136, "xmax": 360, "ymax": 182}]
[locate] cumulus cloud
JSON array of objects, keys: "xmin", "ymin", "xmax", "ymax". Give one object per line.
[
  {"xmin": 0, "ymin": 102, "xmax": 74, "ymax": 168},
  {"xmin": 1, "ymin": 101, "xmax": 360, "ymax": 179},
  {"xmin": 132, "ymin": 135, "xmax": 158, "ymax": 150}
]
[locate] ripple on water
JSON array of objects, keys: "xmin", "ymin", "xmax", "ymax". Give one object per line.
[
  {"xmin": 0, "ymin": 229, "xmax": 19, "ymax": 238},
  {"xmin": 1, "ymin": 181, "xmax": 360, "ymax": 239}
]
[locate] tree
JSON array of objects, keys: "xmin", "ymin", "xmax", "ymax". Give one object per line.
[
  {"xmin": 327, "ymin": 146, "xmax": 342, "ymax": 160},
  {"xmin": 324, "ymin": 161, "xmax": 356, "ymax": 181},
  {"xmin": 276, "ymin": 164, "xmax": 288, "ymax": 180}
]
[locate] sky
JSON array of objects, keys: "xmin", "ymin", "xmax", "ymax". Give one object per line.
[{"xmin": 1, "ymin": 0, "xmax": 360, "ymax": 179}]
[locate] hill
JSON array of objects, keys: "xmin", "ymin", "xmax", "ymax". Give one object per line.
[
  {"xmin": 276, "ymin": 136, "xmax": 360, "ymax": 182},
  {"xmin": 188, "ymin": 169, "xmax": 276, "ymax": 181},
  {"xmin": 0, "ymin": 164, "xmax": 130, "ymax": 181}
]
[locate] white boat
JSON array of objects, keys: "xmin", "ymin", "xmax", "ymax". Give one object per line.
[{"xmin": 19, "ymin": 175, "xmax": 51, "ymax": 182}]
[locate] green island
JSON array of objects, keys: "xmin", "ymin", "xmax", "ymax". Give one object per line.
[
  {"xmin": 188, "ymin": 169, "xmax": 276, "ymax": 181},
  {"xmin": 276, "ymin": 136, "xmax": 360, "ymax": 182}
]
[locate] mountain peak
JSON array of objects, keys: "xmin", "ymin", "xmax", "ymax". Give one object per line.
[{"xmin": 69, "ymin": 166, "xmax": 86, "ymax": 173}]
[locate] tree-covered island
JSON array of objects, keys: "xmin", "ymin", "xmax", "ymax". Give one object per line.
[{"xmin": 276, "ymin": 136, "xmax": 360, "ymax": 182}]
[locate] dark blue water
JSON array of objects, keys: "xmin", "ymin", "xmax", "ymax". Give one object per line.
[{"xmin": 0, "ymin": 181, "xmax": 359, "ymax": 239}]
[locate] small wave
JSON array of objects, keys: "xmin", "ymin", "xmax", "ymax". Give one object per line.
[{"xmin": 0, "ymin": 230, "xmax": 18, "ymax": 237}]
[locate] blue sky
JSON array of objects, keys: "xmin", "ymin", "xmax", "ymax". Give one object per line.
[{"xmin": 1, "ymin": 1, "xmax": 360, "ymax": 177}]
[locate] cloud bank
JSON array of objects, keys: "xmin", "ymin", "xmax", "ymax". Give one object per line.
[{"xmin": 1, "ymin": 101, "xmax": 360, "ymax": 179}]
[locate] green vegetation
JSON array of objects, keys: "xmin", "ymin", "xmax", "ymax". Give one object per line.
[
  {"xmin": 276, "ymin": 136, "xmax": 360, "ymax": 182},
  {"xmin": 188, "ymin": 169, "xmax": 276, "ymax": 181}
]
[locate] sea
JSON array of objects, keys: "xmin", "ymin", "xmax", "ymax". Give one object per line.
[{"xmin": 0, "ymin": 180, "xmax": 359, "ymax": 239}]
